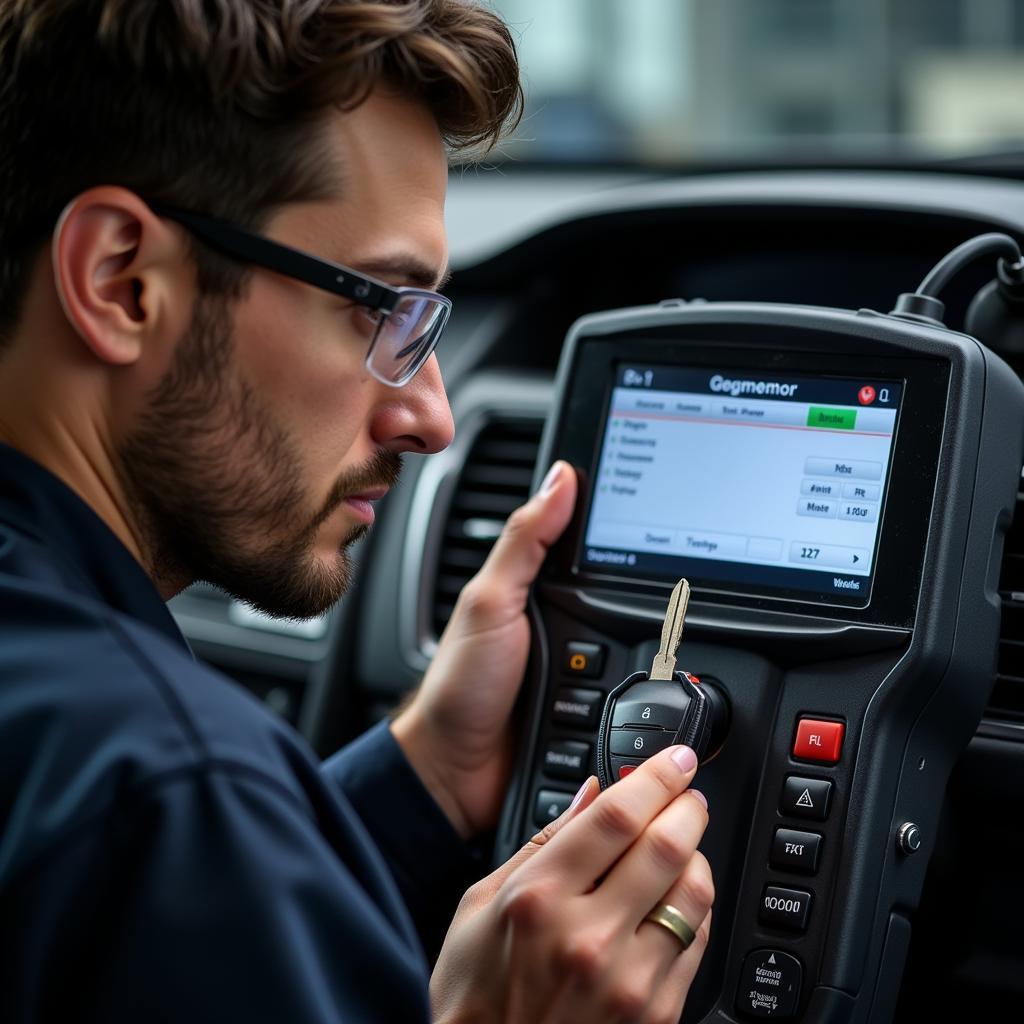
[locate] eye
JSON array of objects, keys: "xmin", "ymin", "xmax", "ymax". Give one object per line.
[{"xmin": 351, "ymin": 305, "xmax": 383, "ymax": 339}]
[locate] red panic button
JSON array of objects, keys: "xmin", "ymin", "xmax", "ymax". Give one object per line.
[{"xmin": 793, "ymin": 719, "xmax": 845, "ymax": 764}]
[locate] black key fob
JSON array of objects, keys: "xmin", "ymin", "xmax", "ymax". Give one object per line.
[{"xmin": 596, "ymin": 670, "xmax": 712, "ymax": 789}]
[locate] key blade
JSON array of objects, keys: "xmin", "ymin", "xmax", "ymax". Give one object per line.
[{"xmin": 650, "ymin": 578, "xmax": 690, "ymax": 681}]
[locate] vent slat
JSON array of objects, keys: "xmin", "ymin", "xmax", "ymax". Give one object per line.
[
  {"xmin": 431, "ymin": 417, "xmax": 544, "ymax": 636},
  {"xmin": 451, "ymin": 491, "xmax": 526, "ymax": 516},
  {"xmin": 461, "ymin": 464, "xmax": 535, "ymax": 490},
  {"xmin": 438, "ymin": 546, "xmax": 490, "ymax": 572}
]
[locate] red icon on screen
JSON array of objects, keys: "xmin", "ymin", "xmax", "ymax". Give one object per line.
[{"xmin": 858, "ymin": 386, "xmax": 876, "ymax": 405}]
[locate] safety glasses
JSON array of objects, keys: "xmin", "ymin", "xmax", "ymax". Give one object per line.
[{"xmin": 148, "ymin": 202, "xmax": 451, "ymax": 387}]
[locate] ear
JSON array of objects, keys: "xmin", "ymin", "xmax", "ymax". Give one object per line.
[{"xmin": 51, "ymin": 187, "xmax": 192, "ymax": 367}]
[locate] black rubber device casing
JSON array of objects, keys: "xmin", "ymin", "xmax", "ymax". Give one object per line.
[{"xmin": 494, "ymin": 300, "xmax": 1024, "ymax": 1024}]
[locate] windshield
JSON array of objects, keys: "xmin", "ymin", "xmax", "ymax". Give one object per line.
[{"xmin": 493, "ymin": 0, "xmax": 1024, "ymax": 166}]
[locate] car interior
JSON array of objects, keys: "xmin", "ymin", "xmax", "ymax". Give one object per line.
[{"xmin": 169, "ymin": 2, "xmax": 1024, "ymax": 1020}]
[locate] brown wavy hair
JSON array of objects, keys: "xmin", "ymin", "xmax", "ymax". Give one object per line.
[{"xmin": 0, "ymin": 0, "xmax": 522, "ymax": 343}]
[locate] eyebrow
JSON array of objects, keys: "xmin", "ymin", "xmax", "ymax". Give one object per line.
[{"xmin": 353, "ymin": 255, "xmax": 452, "ymax": 292}]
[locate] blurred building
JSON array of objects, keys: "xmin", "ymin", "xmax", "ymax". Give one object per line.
[{"xmin": 494, "ymin": 0, "xmax": 1024, "ymax": 162}]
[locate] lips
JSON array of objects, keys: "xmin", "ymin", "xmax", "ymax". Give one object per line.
[
  {"xmin": 342, "ymin": 487, "xmax": 389, "ymax": 524},
  {"xmin": 347, "ymin": 486, "xmax": 390, "ymax": 502}
]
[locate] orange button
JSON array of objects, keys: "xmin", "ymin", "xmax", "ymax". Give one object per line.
[{"xmin": 793, "ymin": 719, "xmax": 845, "ymax": 763}]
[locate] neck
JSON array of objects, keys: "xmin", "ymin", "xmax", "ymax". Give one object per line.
[{"xmin": 0, "ymin": 404, "xmax": 188, "ymax": 601}]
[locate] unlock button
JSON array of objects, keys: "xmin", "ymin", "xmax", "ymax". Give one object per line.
[
  {"xmin": 611, "ymin": 698, "xmax": 685, "ymax": 731},
  {"xmin": 609, "ymin": 729, "xmax": 675, "ymax": 757}
]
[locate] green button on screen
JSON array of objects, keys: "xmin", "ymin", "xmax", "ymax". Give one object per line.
[{"xmin": 807, "ymin": 406, "xmax": 856, "ymax": 430}]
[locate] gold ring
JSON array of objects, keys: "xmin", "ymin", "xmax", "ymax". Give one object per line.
[{"xmin": 643, "ymin": 903, "xmax": 696, "ymax": 951}]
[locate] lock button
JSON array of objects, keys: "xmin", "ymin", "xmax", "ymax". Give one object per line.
[{"xmin": 609, "ymin": 728, "xmax": 676, "ymax": 757}]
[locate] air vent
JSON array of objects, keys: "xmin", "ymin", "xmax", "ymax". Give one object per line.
[
  {"xmin": 431, "ymin": 417, "xmax": 544, "ymax": 637},
  {"xmin": 992, "ymin": 482, "xmax": 1024, "ymax": 720}
]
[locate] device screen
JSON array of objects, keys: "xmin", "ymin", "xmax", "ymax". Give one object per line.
[{"xmin": 580, "ymin": 364, "xmax": 904, "ymax": 605}]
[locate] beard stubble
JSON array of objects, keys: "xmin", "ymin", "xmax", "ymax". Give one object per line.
[{"xmin": 117, "ymin": 293, "xmax": 402, "ymax": 619}]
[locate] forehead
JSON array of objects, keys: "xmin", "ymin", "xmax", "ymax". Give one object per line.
[{"xmin": 271, "ymin": 90, "xmax": 449, "ymax": 284}]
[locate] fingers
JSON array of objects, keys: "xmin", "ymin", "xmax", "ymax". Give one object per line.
[
  {"xmin": 482, "ymin": 776, "xmax": 600, "ymax": 894},
  {"xmin": 634, "ymin": 849, "xmax": 715, "ymax": 963},
  {"xmin": 529, "ymin": 775, "xmax": 600, "ymax": 848},
  {"xmin": 457, "ymin": 461, "xmax": 577, "ymax": 625},
  {"xmin": 643, "ymin": 908, "xmax": 713, "ymax": 1024},
  {"xmin": 535, "ymin": 745, "xmax": 700, "ymax": 891},
  {"xmin": 598, "ymin": 787, "xmax": 709, "ymax": 922}
]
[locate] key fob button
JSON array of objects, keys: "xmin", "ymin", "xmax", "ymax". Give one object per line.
[
  {"xmin": 610, "ymin": 756, "xmax": 645, "ymax": 780},
  {"xmin": 609, "ymin": 728, "xmax": 675, "ymax": 757},
  {"xmin": 611, "ymin": 699, "xmax": 686, "ymax": 731}
]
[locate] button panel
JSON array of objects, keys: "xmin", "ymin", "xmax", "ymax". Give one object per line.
[
  {"xmin": 770, "ymin": 828, "xmax": 823, "ymax": 874},
  {"xmin": 737, "ymin": 949, "xmax": 802, "ymax": 1019},
  {"xmin": 792, "ymin": 718, "xmax": 845, "ymax": 763},
  {"xmin": 533, "ymin": 789, "xmax": 574, "ymax": 828},
  {"xmin": 551, "ymin": 687, "xmax": 603, "ymax": 728},
  {"xmin": 563, "ymin": 641, "xmax": 606, "ymax": 678},
  {"xmin": 759, "ymin": 886, "xmax": 812, "ymax": 932},
  {"xmin": 542, "ymin": 739, "xmax": 591, "ymax": 780},
  {"xmin": 781, "ymin": 776, "xmax": 833, "ymax": 821}
]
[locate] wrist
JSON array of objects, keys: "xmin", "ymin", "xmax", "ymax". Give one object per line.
[{"xmin": 391, "ymin": 702, "xmax": 474, "ymax": 841}]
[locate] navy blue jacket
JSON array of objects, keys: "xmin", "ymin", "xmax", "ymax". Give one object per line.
[{"xmin": 0, "ymin": 444, "xmax": 480, "ymax": 1022}]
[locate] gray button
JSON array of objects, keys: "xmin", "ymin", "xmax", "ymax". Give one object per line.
[
  {"xmin": 552, "ymin": 687, "xmax": 604, "ymax": 727},
  {"xmin": 543, "ymin": 740, "xmax": 591, "ymax": 781},
  {"xmin": 771, "ymin": 828, "xmax": 823, "ymax": 874},
  {"xmin": 800, "ymin": 479, "xmax": 841, "ymax": 498},
  {"xmin": 796, "ymin": 497, "xmax": 837, "ymax": 519},
  {"xmin": 759, "ymin": 886, "xmax": 812, "ymax": 932},
  {"xmin": 737, "ymin": 949, "xmax": 802, "ymax": 1019},
  {"xmin": 837, "ymin": 502, "xmax": 877, "ymax": 523},
  {"xmin": 781, "ymin": 776, "xmax": 833, "ymax": 821},
  {"xmin": 533, "ymin": 789, "xmax": 574, "ymax": 828},
  {"xmin": 804, "ymin": 457, "xmax": 882, "ymax": 480},
  {"xmin": 842, "ymin": 482, "xmax": 880, "ymax": 501}
]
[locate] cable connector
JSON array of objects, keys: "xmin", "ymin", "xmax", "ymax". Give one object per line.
[{"xmin": 891, "ymin": 232, "xmax": 1024, "ymax": 328}]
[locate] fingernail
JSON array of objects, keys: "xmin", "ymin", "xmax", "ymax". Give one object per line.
[
  {"xmin": 538, "ymin": 461, "xmax": 563, "ymax": 496},
  {"xmin": 568, "ymin": 776, "xmax": 591, "ymax": 811},
  {"xmin": 689, "ymin": 789, "xmax": 708, "ymax": 811},
  {"xmin": 671, "ymin": 746, "xmax": 698, "ymax": 773}
]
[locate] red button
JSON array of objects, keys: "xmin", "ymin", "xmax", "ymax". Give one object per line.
[
  {"xmin": 618, "ymin": 765, "xmax": 638, "ymax": 779},
  {"xmin": 793, "ymin": 719, "xmax": 845, "ymax": 763}
]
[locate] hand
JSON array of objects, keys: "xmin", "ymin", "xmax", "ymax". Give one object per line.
[
  {"xmin": 430, "ymin": 746, "xmax": 714, "ymax": 1024},
  {"xmin": 391, "ymin": 460, "xmax": 577, "ymax": 838}
]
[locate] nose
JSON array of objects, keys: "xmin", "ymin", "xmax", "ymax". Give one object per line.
[{"xmin": 370, "ymin": 353, "xmax": 454, "ymax": 455}]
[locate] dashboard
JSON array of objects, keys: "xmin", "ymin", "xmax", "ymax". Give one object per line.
[{"xmin": 170, "ymin": 169, "xmax": 1024, "ymax": 1020}]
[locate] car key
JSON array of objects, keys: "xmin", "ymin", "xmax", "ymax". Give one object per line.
[{"xmin": 596, "ymin": 578, "xmax": 720, "ymax": 788}]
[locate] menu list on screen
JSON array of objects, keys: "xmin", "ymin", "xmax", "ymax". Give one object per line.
[{"xmin": 581, "ymin": 365, "xmax": 903, "ymax": 602}]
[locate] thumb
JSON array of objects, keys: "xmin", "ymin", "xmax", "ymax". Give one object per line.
[
  {"xmin": 473, "ymin": 460, "xmax": 577, "ymax": 606},
  {"xmin": 486, "ymin": 775, "xmax": 599, "ymax": 888}
]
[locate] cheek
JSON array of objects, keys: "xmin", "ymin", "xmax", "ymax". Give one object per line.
[{"xmin": 232, "ymin": 281, "xmax": 374, "ymax": 476}]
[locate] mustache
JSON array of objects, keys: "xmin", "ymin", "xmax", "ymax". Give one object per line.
[{"xmin": 310, "ymin": 449, "xmax": 404, "ymax": 532}]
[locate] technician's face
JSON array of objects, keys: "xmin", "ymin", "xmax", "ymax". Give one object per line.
[{"xmin": 120, "ymin": 91, "xmax": 454, "ymax": 617}]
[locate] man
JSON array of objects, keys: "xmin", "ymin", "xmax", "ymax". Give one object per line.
[{"xmin": 0, "ymin": 2, "xmax": 713, "ymax": 1021}]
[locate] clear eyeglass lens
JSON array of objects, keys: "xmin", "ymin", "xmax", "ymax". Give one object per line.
[{"xmin": 369, "ymin": 295, "xmax": 449, "ymax": 384}]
